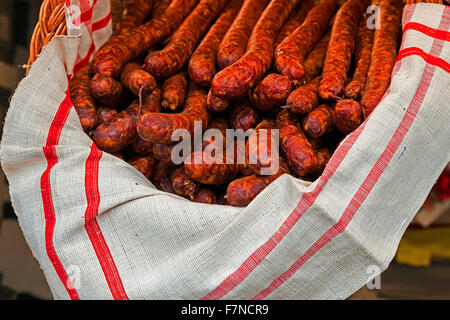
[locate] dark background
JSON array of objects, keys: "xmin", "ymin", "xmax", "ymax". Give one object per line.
[{"xmin": 0, "ymin": 0, "xmax": 53, "ymax": 300}]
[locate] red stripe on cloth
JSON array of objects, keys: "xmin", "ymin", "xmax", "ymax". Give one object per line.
[
  {"xmin": 403, "ymin": 22, "xmax": 450, "ymax": 42},
  {"xmin": 80, "ymin": 0, "xmax": 96, "ymax": 22},
  {"xmin": 72, "ymin": 0, "xmax": 128, "ymax": 300},
  {"xmin": 40, "ymin": 0, "xmax": 98, "ymax": 292},
  {"xmin": 73, "ymin": 42, "xmax": 95, "ymax": 74},
  {"xmin": 93, "ymin": 12, "xmax": 112, "ymax": 31},
  {"xmin": 397, "ymin": 47, "xmax": 450, "ymax": 73},
  {"xmin": 392, "ymin": 5, "xmax": 416, "ymax": 75},
  {"xmin": 84, "ymin": 144, "xmax": 129, "ymax": 300},
  {"xmin": 77, "ymin": 2, "xmax": 129, "ymax": 300},
  {"xmin": 202, "ymin": 124, "xmax": 368, "ymax": 300},
  {"xmin": 202, "ymin": 4, "xmax": 423, "ymax": 301},
  {"xmin": 41, "ymin": 89, "xmax": 80, "ymax": 300},
  {"xmin": 39, "ymin": 0, "xmax": 113, "ymax": 300},
  {"xmin": 251, "ymin": 7, "xmax": 450, "ymax": 300},
  {"xmin": 252, "ymin": 65, "xmax": 434, "ymax": 300}
]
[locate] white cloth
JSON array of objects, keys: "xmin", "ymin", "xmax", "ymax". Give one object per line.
[{"xmin": 1, "ymin": 1, "xmax": 449, "ymax": 300}]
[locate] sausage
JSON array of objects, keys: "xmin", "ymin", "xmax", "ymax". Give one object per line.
[
  {"xmin": 154, "ymin": 134, "xmax": 197, "ymax": 163},
  {"xmin": 283, "ymin": 76, "xmax": 320, "ymax": 115},
  {"xmin": 93, "ymin": 88, "xmax": 161, "ymax": 153},
  {"xmin": 229, "ymin": 99, "xmax": 259, "ymax": 131},
  {"xmin": 161, "ymin": 72, "xmax": 188, "ymax": 111},
  {"xmin": 207, "ymin": 90, "xmax": 230, "ymax": 112},
  {"xmin": 137, "ymin": 84, "xmax": 209, "ymax": 144},
  {"xmin": 193, "ymin": 188, "xmax": 218, "ymax": 204},
  {"xmin": 150, "ymin": 0, "xmax": 172, "ymax": 19},
  {"xmin": 144, "ymin": 0, "xmax": 230, "ymax": 78},
  {"xmin": 361, "ymin": 0, "xmax": 403, "ymax": 118},
  {"xmin": 203, "ymin": 117, "xmax": 230, "ymax": 158},
  {"xmin": 128, "ymin": 154, "xmax": 156, "ymax": 179},
  {"xmin": 318, "ymin": 0, "xmax": 367, "ymax": 101},
  {"xmin": 93, "ymin": 0, "xmax": 199, "ymax": 78},
  {"xmin": 120, "ymin": 62, "xmax": 157, "ymax": 96},
  {"xmin": 171, "ymin": 167, "xmax": 200, "ymax": 200},
  {"xmin": 239, "ymin": 163, "xmax": 254, "ymax": 177},
  {"xmin": 250, "ymin": 73, "xmax": 292, "ymax": 111},
  {"xmin": 184, "ymin": 151, "xmax": 240, "ymax": 185},
  {"xmin": 216, "ymin": 0, "xmax": 271, "ymax": 69},
  {"xmin": 184, "ymin": 117, "xmax": 239, "ymax": 185},
  {"xmin": 90, "ymin": 74, "xmax": 129, "ymax": 107},
  {"xmin": 303, "ymin": 30, "xmax": 331, "ymax": 83},
  {"xmin": 211, "ymin": 0, "xmax": 301, "ymax": 100},
  {"xmin": 152, "ymin": 162, "xmax": 176, "ymax": 193},
  {"xmin": 245, "ymin": 120, "xmax": 280, "ymax": 176},
  {"xmin": 275, "ymin": 0, "xmax": 316, "ymax": 47},
  {"xmin": 114, "ymin": 0, "xmax": 154, "ymax": 36},
  {"xmin": 344, "ymin": 13, "xmax": 374, "ymax": 100},
  {"xmin": 153, "ymin": 143, "xmax": 174, "ymax": 163},
  {"xmin": 206, "ymin": 117, "xmax": 230, "ymax": 133},
  {"xmin": 302, "ymin": 104, "xmax": 335, "ymax": 138},
  {"xmin": 153, "ymin": 143, "xmax": 178, "ymax": 163},
  {"xmin": 275, "ymin": 0, "xmax": 337, "ymax": 84},
  {"xmin": 129, "ymin": 138, "xmax": 154, "ymax": 156},
  {"xmin": 253, "ymin": 119, "xmax": 276, "ymax": 130},
  {"xmin": 68, "ymin": 64, "xmax": 101, "ymax": 132},
  {"xmin": 334, "ymin": 99, "xmax": 362, "ymax": 135},
  {"xmin": 225, "ymin": 159, "xmax": 290, "ymax": 207},
  {"xmin": 276, "ymin": 109, "xmax": 318, "ymax": 177},
  {"xmin": 203, "ymin": 117, "xmax": 230, "ymax": 148},
  {"xmin": 140, "ymin": 87, "xmax": 162, "ymax": 113},
  {"xmin": 188, "ymin": 0, "xmax": 242, "ymax": 87},
  {"xmin": 311, "ymin": 148, "xmax": 331, "ymax": 177},
  {"xmin": 97, "ymin": 105, "xmax": 119, "ymax": 123}
]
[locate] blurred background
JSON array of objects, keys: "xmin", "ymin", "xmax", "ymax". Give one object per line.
[{"xmin": 0, "ymin": 0, "xmax": 449, "ymax": 300}]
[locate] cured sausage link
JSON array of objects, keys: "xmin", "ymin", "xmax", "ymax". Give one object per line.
[
  {"xmin": 144, "ymin": 0, "xmax": 230, "ymax": 78},
  {"xmin": 250, "ymin": 73, "xmax": 292, "ymax": 111},
  {"xmin": 189, "ymin": 0, "xmax": 243, "ymax": 87},
  {"xmin": 275, "ymin": 0, "xmax": 337, "ymax": 83},
  {"xmin": 303, "ymin": 30, "xmax": 331, "ymax": 84},
  {"xmin": 334, "ymin": 99, "xmax": 362, "ymax": 134},
  {"xmin": 128, "ymin": 154, "xmax": 156, "ymax": 179},
  {"xmin": 115, "ymin": 0, "xmax": 155, "ymax": 35},
  {"xmin": 171, "ymin": 167, "xmax": 201, "ymax": 200},
  {"xmin": 225, "ymin": 160, "xmax": 290, "ymax": 207},
  {"xmin": 161, "ymin": 72, "xmax": 188, "ymax": 111},
  {"xmin": 344, "ymin": 13, "xmax": 374, "ymax": 100},
  {"xmin": 69, "ymin": 64, "xmax": 101, "ymax": 133},
  {"xmin": 217, "ymin": 0, "xmax": 271, "ymax": 69},
  {"xmin": 120, "ymin": 62, "xmax": 157, "ymax": 96},
  {"xmin": 284, "ymin": 76, "xmax": 321, "ymax": 115},
  {"xmin": 276, "ymin": 109, "xmax": 318, "ymax": 177},
  {"xmin": 275, "ymin": 0, "xmax": 316, "ymax": 47},
  {"xmin": 93, "ymin": 88, "xmax": 161, "ymax": 153},
  {"xmin": 137, "ymin": 84, "xmax": 209, "ymax": 144},
  {"xmin": 318, "ymin": 0, "xmax": 368, "ymax": 100},
  {"xmin": 211, "ymin": 0, "xmax": 302, "ymax": 100},
  {"xmin": 302, "ymin": 104, "xmax": 335, "ymax": 139},
  {"xmin": 361, "ymin": 0, "xmax": 403, "ymax": 118},
  {"xmin": 93, "ymin": 0, "xmax": 199, "ymax": 78}
]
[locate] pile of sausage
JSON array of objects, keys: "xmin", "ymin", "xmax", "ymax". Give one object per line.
[{"xmin": 69, "ymin": 0, "xmax": 404, "ymax": 207}]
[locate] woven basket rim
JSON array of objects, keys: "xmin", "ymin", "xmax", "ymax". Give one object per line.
[{"xmin": 27, "ymin": 0, "xmax": 444, "ymax": 74}]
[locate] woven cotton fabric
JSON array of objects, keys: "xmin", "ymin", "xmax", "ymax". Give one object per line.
[{"xmin": 1, "ymin": 1, "xmax": 449, "ymax": 300}]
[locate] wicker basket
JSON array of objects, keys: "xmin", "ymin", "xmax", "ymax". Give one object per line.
[
  {"xmin": 26, "ymin": 0, "xmax": 127, "ymax": 74},
  {"xmin": 27, "ymin": 0, "xmax": 444, "ymax": 75}
]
